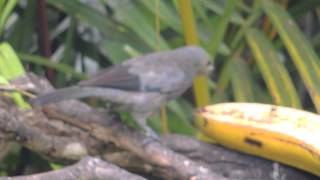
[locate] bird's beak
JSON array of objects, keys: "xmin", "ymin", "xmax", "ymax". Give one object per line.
[
  {"xmin": 199, "ymin": 63, "xmax": 214, "ymax": 76},
  {"xmin": 206, "ymin": 63, "xmax": 214, "ymax": 75}
]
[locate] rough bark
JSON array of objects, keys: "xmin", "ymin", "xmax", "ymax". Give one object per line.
[{"xmin": 0, "ymin": 73, "xmax": 316, "ymax": 180}]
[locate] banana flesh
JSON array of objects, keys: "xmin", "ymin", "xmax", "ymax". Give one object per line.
[{"xmin": 194, "ymin": 103, "xmax": 320, "ymax": 176}]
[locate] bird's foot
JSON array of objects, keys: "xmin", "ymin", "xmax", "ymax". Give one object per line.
[
  {"xmin": 146, "ymin": 127, "xmax": 160, "ymax": 140},
  {"xmin": 142, "ymin": 127, "xmax": 161, "ymax": 146}
]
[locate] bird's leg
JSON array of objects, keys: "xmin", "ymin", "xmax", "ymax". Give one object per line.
[
  {"xmin": 132, "ymin": 113, "xmax": 160, "ymax": 142},
  {"xmin": 144, "ymin": 125, "xmax": 160, "ymax": 141}
]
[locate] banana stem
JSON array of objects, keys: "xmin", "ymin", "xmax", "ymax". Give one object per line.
[
  {"xmin": 178, "ymin": 0, "xmax": 210, "ymax": 107},
  {"xmin": 154, "ymin": 0, "xmax": 169, "ymax": 134}
]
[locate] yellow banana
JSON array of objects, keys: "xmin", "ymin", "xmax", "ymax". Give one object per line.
[{"xmin": 194, "ymin": 103, "xmax": 320, "ymax": 176}]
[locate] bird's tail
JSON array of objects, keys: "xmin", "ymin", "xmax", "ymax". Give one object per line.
[
  {"xmin": 31, "ymin": 86, "xmax": 91, "ymax": 105},
  {"xmin": 31, "ymin": 86, "xmax": 155, "ymax": 107}
]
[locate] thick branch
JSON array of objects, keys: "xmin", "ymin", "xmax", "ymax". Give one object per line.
[
  {"xmin": 3, "ymin": 73, "xmax": 226, "ymax": 180},
  {"xmin": 0, "ymin": 73, "xmax": 315, "ymax": 180},
  {"xmin": 1, "ymin": 156, "xmax": 145, "ymax": 180}
]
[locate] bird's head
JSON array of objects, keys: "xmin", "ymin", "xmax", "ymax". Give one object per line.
[{"xmin": 186, "ymin": 46, "xmax": 214, "ymax": 76}]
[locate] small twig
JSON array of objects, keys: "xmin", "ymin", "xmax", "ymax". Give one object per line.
[{"xmin": 0, "ymin": 84, "xmax": 36, "ymax": 98}]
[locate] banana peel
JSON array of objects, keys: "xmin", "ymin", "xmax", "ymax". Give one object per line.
[{"xmin": 194, "ymin": 103, "xmax": 320, "ymax": 176}]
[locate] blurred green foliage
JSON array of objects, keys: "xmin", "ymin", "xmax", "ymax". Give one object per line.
[{"xmin": 0, "ymin": 0, "xmax": 319, "ymax": 176}]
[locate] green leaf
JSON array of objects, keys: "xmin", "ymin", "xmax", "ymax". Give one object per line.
[
  {"xmin": 56, "ymin": 17, "xmax": 77, "ymax": 87},
  {"xmin": 0, "ymin": 43, "xmax": 29, "ymax": 109},
  {"xmin": 192, "ymin": 0, "xmax": 211, "ymax": 28},
  {"xmin": 7, "ymin": 0, "xmax": 36, "ymax": 52},
  {"xmin": 47, "ymin": 0, "xmax": 114, "ymax": 37},
  {"xmin": 0, "ymin": 143, "xmax": 21, "ymax": 175},
  {"xmin": 231, "ymin": 0, "xmax": 262, "ymax": 49},
  {"xmin": 263, "ymin": 0, "xmax": 320, "ymax": 111},
  {"xmin": 50, "ymin": 163, "xmax": 63, "ymax": 170},
  {"xmin": 246, "ymin": 28, "xmax": 301, "ymax": 108},
  {"xmin": 107, "ymin": 0, "xmax": 169, "ymax": 50},
  {"xmin": 199, "ymin": 0, "xmax": 243, "ymax": 24},
  {"xmin": 0, "ymin": 74, "xmax": 7, "ymax": 84},
  {"xmin": 139, "ymin": 0, "xmax": 182, "ymax": 33},
  {"xmin": 167, "ymin": 100, "xmax": 189, "ymax": 123},
  {"xmin": 207, "ymin": 0, "xmax": 238, "ymax": 60},
  {"xmin": 18, "ymin": 53, "xmax": 87, "ymax": 80},
  {"xmin": 0, "ymin": 43, "xmax": 25, "ymax": 79},
  {"xmin": 0, "ymin": 0, "xmax": 5, "ymax": 7},
  {"xmin": 289, "ymin": 0, "xmax": 320, "ymax": 18},
  {"xmin": 230, "ymin": 58, "xmax": 255, "ymax": 102},
  {"xmin": 47, "ymin": 0, "xmax": 149, "ymax": 62},
  {"xmin": 212, "ymin": 60, "xmax": 232, "ymax": 103},
  {"xmin": 149, "ymin": 100, "xmax": 196, "ymax": 136},
  {"xmin": 0, "ymin": 0, "xmax": 17, "ymax": 35}
]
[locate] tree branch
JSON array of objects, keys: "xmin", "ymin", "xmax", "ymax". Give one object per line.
[
  {"xmin": 1, "ymin": 156, "xmax": 145, "ymax": 180},
  {"xmin": 0, "ymin": 73, "xmax": 315, "ymax": 180}
]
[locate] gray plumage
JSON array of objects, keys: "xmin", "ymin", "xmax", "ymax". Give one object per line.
[{"xmin": 32, "ymin": 46, "xmax": 212, "ymax": 138}]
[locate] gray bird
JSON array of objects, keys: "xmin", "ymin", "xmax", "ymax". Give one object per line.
[{"xmin": 32, "ymin": 46, "xmax": 212, "ymax": 138}]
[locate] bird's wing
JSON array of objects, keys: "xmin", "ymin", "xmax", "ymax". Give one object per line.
[
  {"xmin": 78, "ymin": 63, "xmax": 189, "ymax": 95},
  {"xmin": 78, "ymin": 64, "xmax": 141, "ymax": 91},
  {"xmin": 137, "ymin": 66, "xmax": 190, "ymax": 95}
]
